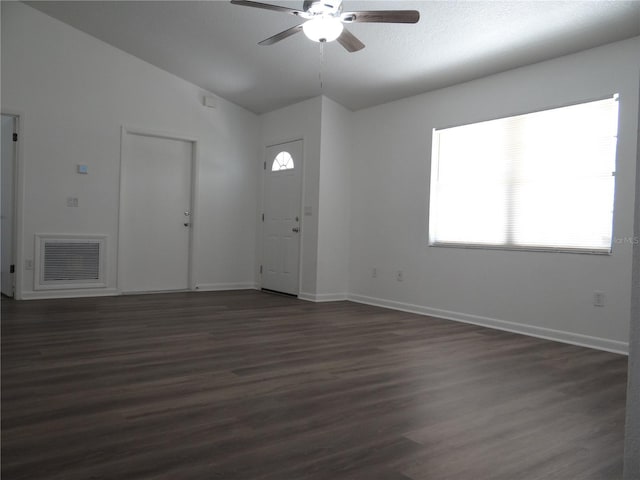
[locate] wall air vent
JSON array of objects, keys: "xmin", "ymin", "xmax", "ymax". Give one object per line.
[{"xmin": 35, "ymin": 234, "xmax": 107, "ymax": 290}]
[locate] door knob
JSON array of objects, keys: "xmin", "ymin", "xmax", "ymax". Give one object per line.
[
  {"xmin": 184, "ymin": 211, "xmax": 191, "ymax": 216},
  {"xmin": 184, "ymin": 223, "xmax": 190, "ymax": 227},
  {"xmin": 292, "ymin": 227, "xmax": 299, "ymax": 233}
]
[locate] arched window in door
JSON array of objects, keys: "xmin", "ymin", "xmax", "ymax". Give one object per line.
[{"xmin": 271, "ymin": 151, "xmax": 294, "ymax": 171}]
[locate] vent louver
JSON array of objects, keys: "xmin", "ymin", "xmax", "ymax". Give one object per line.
[
  {"xmin": 43, "ymin": 242, "xmax": 100, "ymax": 281},
  {"xmin": 35, "ymin": 235, "xmax": 107, "ymax": 290}
]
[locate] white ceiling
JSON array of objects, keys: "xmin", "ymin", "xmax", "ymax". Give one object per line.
[{"xmin": 26, "ymin": 0, "xmax": 640, "ymax": 114}]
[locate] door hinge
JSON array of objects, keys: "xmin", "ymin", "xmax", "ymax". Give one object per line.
[
  {"xmin": 13, "ymin": 133, "xmax": 18, "ymax": 142},
  {"xmin": 9, "ymin": 265, "xmax": 15, "ymax": 273},
  {"xmin": 263, "ymin": 161, "xmax": 266, "ymax": 170},
  {"xmin": 261, "ymin": 213, "xmax": 264, "ymax": 222},
  {"xmin": 260, "ymin": 265, "xmax": 263, "ymax": 274}
]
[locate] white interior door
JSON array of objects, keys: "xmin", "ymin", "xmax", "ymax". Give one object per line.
[
  {"xmin": 1, "ymin": 115, "xmax": 16, "ymax": 297},
  {"xmin": 262, "ymin": 140, "xmax": 302, "ymax": 295},
  {"xmin": 119, "ymin": 130, "xmax": 193, "ymax": 293}
]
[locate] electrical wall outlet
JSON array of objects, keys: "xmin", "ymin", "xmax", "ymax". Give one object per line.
[
  {"xmin": 372, "ymin": 268, "xmax": 377, "ymax": 278},
  {"xmin": 25, "ymin": 259, "xmax": 33, "ymax": 270},
  {"xmin": 593, "ymin": 291, "xmax": 605, "ymax": 307},
  {"xmin": 396, "ymin": 270, "xmax": 403, "ymax": 282}
]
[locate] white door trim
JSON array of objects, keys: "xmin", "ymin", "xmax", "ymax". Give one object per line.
[
  {"xmin": 117, "ymin": 126, "xmax": 199, "ymax": 293},
  {"xmin": 261, "ymin": 138, "xmax": 304, "ymax": 295},
  {"xmin": 1, "ymin": 111, "xmax": 24, "ymax": 299}
]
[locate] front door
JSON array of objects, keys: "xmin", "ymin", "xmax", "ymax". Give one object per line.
[{"xmin": 262, "ymin": 140, "xmax": 302, "ymax": 295}]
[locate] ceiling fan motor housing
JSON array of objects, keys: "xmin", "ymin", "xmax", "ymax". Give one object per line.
[{"xmin": 303, "ymin": 0, "xmax": 343, "ymax": 17}]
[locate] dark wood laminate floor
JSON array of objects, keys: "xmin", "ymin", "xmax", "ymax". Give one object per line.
[{"xmin": 1, "ymin": 291, "xmax": 628, "ymax": 480}]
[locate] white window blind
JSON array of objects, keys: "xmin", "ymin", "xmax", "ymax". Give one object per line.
[{"xmin": 429, "ymin": 96, "xmax": 619, "ymax": 253}]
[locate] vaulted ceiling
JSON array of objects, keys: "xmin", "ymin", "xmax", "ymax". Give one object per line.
[{"xmin": 27, "ymin": 1, "xmax": 640, "ymax": 114}]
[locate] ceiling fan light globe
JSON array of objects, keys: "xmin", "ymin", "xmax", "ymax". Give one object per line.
[{"xmin": 303, "ymin": 16, "xmax": 343, "ymax": 42}]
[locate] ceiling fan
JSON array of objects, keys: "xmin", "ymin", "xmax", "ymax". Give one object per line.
[{"xmin": 230, "ymin": 0, "xmax": 420, "ymax": 52}]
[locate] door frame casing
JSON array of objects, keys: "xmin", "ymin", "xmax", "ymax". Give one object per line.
[
  {"xmin": 117, "ymin": 126, "xmax": 199, "ymax": 293},
  {"xmin": 1, "ymin": 111, "xmax": 24, "ymax": 299},
  {"xmin": 260, "ymin": 138, "xmax": 304, "ymax": 295}
]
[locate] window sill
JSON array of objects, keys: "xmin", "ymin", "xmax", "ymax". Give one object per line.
[{"xmin": 428, "ymin": 242, "xmax": 612, "ymax": 256}]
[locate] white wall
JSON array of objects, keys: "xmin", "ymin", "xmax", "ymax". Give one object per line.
[
  {"xmin": 259, "ymin": 97, "xmax": 322, "ymax": 297},
  {"xmin": 1, "ymin": 2, "xmax": 261, "ymax": 298},
  {"xmin": 349, "ymin": 37, "xmax": 640, "ymax": 353},
  {"xmin": 316, "ymin": 96, "xmax": 352, "ymax": 300},
  {"xmin": 623, "ymin": 73, "xmax": 640, "ymax": 479}
]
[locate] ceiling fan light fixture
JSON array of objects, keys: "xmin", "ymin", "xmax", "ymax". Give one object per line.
[{"xmin": 302, "ymin": 15, "xmax": 343, "ymax": 42}]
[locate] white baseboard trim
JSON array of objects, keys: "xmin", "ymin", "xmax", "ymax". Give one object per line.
[
  {"xmin": 194, "ymin": 282, "xmax": 258, "ymax": 292},
  {"xmin": 348, "ymin": 293, "xmax": 629, "ymax": 355},
  {"xmin": 298, "ymin": 292, "xmax": 348, "ymax": 302},
  {"xmin": 20, "ymin": 288, "xmax": 120, "ymax": 300}
]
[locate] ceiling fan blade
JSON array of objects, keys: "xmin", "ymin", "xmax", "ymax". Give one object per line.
[
  {"xmin": 341, "ymin": 10, "xmax": 420, "ymax": 24},
  {"xmin": 230, "ymin": 0, "xmax": 304, "ymax": 16},
  {"xmin": 337, "ymin": 28, "xmax": 365, "ymax": 53},
  {"xmin": 258, "ymin": 24, "xmax": 304, "ymax": 46}
]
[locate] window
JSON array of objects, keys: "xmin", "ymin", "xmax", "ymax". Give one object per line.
[
  {"xmin": 429, "ymin": 96, "xmax": 619, "ymax": 253},
  {"xmin": 272, "ymin": 151, "xmax": 294, "ymax": 171}
]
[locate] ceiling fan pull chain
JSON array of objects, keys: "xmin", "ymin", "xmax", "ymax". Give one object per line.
[{"xmin": 319, "ymin": 40, "xmax": 325, "ymax": 91}]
